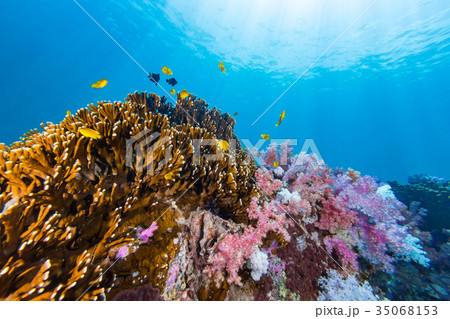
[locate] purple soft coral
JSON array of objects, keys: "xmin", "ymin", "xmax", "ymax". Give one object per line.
[{"xmin": 139, "ymin": 221, "xmax": 158, "ymax": 243}]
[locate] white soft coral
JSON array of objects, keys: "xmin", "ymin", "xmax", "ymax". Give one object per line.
[
  {"xmin": 318, "ymin": 269, "xmax": 379, "ymax": 301},
  {"xmin": 273, "ymin": 166, "xmax": 284, "ymax": 178},
  {"xmin": 277, "ymin": 188, "xmax": 301, "ymax": 205},
  {"xmin": 247, "ymin": 249, "xmax": 269, "ymax": 281}
]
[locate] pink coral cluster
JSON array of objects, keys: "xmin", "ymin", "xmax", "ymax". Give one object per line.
[
  {"xmin": 258, "ymin": 141, "xmax": 294, "ymax": 168},
  {"xmin": 204, "ymin": 140, "xmax": 429, "ymax": 292},
  {"xmin": 315, "ymin": 187, "xmax": 358, "ymax": 233},
  {"xmin": 204, "ymin": 198, "xmax": 293, "ymax": 285},
  {"xmin": 337, "ymin": 175, "xmax": 411, "ymax": 272},
  {"xmin": 260, "ymin": 143, "xmax": 279, "ymax": 166},
  {"xmin": 284, "ymin": 157, "xmax": 357, "ymax": 233},
  {"xmin": 204, "ymin": 168, "xmax": 293, "ymax": 285},
  {"xmin": 255, "ymin": 142, "xmax": 427, "ymax": 275},
  {"xmin": 254, "ymin": 168, "xmax": 283, "ymax": 196},
  {"xmin": 355, "ymin": 217, "xmax": 394, "ymax": 272}
]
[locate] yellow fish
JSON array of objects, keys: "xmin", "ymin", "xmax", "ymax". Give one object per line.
[
  {"xmin": 164, "ymin": 172, "xmax": 174, "ymax": 180},
  {"xmin": 161, "ymin": 66, "xmax": 173, "ymax": 75},
  {"xmin": 276, "ymin": 110, "xmax": 285, "ymax": 127},
  {"xmin": 66, "ymin": 110, "xmax": 71, "ymax": 117},
  {"xmin": 233, "ymin": 112, "xmax": 238, "ymax": 116},
  {"xmin": 170, "ymin": 88, "xmax": 175, "ymax": 95},
  {"xmin": 273, "ymin": 161, "xmax": 279, "ymax": 168},
  {"xmin": 218, "ymin": 140, "xmax": 229, "ymax": 151},
  {"xmin": 219, "ymin": 61, "xmax": 226, "ymax": 73},
  {"xmin": 261, "ymin": 134, "xmax": 270, "ymax": 140},
  {"xmin": 79, "ymin": 127, "xmax": 102, "ymax": 139},
  {"xmin": 180, "ymin": 89, "xmax": 189, "ymax": 99},
  {"xmin": 91, "ymin": 78, "xmax": 108, "ymax": 89}
]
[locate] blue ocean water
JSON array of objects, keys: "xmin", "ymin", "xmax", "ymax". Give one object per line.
[{"xmin": 0, "ymin": 0, "xmax": 449, "ymax": 183}]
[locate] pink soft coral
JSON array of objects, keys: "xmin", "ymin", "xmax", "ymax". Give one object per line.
[
  {"xmin": 315, "ymin": 189, "xmax": 358, "ymax": 233},
  {"xmin": 255, "ymin": 167, "xmax": 282, "ymax": 196},
  {"xmin": 205, "ymin": 197, "xmax": 293, "ymax": 285},
  {"xmin": 259, "ymin": 141, "xmax": 294, "ymax": 167},
  {"xmin": 354, "ymin": 217, "xmax": 395, "ymax": 273},
  {"xmin": 260, "ymin": 143, "xmax": 279, "ymax": 166},
  {"xmin": 288, "ymin": 165, "xmax": 357, "ymax": 233}
]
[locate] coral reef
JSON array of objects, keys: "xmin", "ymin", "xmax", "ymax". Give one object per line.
[
  {"xmin": 0, "ymin": 91, "xmax": 256, "ymax": 300},
  {"xmin": 0, "ymin": 92, "xmax": 443, "ymax": 301},
  {"xmin": 389, "ymin": 174, "xmax": 450, "ymax": 231},
  {"xmin": 158, "ymin": 142, "xmax": 435, "ymax": 300}
]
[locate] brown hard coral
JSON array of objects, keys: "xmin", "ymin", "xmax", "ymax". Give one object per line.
[
  {"xmin": 126, "ymin": 91, "xmax": 237, "ymax": 141},
  {"xmin": 0, "ymin": 91, "xmax": 257, "ymax": 300}
]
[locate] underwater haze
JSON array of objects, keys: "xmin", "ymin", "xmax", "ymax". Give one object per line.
[{"xmin": 0, "ymin": 0, "xmax": 449, "ymax": 183}]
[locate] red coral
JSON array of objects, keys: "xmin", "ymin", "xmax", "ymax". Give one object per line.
[
  {"xmin": 324, "ymin": 237, "xmax": 359, "ymax": 272},
  {"xmin": 276, "ymin": 226, "xmax": 333, "ymax": 300}
]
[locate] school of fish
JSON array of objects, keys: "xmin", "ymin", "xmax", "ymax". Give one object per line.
[{"xmin": 86, "ymin": 61, "xmax": 288, "ymax": 151}]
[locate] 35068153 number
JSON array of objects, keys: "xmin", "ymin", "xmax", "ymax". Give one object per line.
[{"xmin": 376, "ymin": 305, "xmax": 438, "ymax": 316}]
